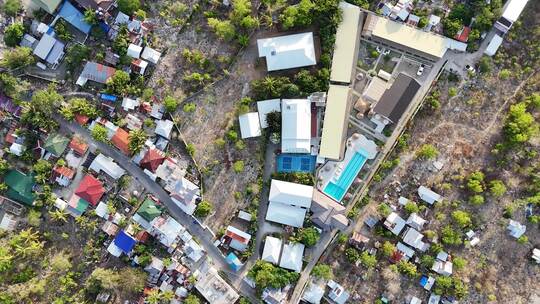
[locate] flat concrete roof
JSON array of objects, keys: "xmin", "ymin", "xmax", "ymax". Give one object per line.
[
  {"xmin": 319, "ymin": 85, "xmax": 350, "ymax": 160},
  {"xmin": 330, "ymin": 2, "xmax": 361, "ymax": 83},
  {"xmin": 367, "ymin": 15, "xmax": 447, "ymax": 59}
]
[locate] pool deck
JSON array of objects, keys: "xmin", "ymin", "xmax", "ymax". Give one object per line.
[{"xmin": 317, "ymin": 134, "xmax": 378, "ymax": 202}]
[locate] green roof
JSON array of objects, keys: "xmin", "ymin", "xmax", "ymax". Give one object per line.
[
  {"xmin": 74, "ymin": 198, "xmax": 89, "ymax": 213},
  {"xmin": 137, "ymin": 198, "xmax": 162, "ymax": 222},
  {"xmin": 4, "ymin": 170, "xmax": 36, "ymax": 206},
  {"xmin": 43, "ymin": 133, "xmax": 69, "ymax": 157}
]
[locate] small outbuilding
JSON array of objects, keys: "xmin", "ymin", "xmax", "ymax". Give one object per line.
[{"xmin": 239, "ymin": 112, "xmax": 262, "ymax": 139}]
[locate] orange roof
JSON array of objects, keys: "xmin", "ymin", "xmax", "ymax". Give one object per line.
[
  {"xmin": 111, "ymin": 128, "xmax": 130, "ymax": 155},
  {"xmin": 455, "ymin": 26, "xmax": 471, "ymax": 42},
  {"xmin": 74, "ymin": 114, "xmax": 90, "ymax": 125},
  {"xmin": 225, "ymin": 230, "xmax": 248, "ymax": 243},
  {"xmin": 69, "ymin": 137, "xmax": 88, "ymax": 155},
  {"xmin": 53, "ymin": 166, "xmax": 75, "ymax": 179},
  {"xmin": 5, "ymin": 128, "xmax": 16, "ymax": 144}
]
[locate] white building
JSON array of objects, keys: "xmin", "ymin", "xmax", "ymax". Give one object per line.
[
  {"xmin": 418, "ymin": 186, "xmax": 442, "ymax": 205},
  {"xmin": 257, "ymin": 32, "xmax": 316, "ymax": 71},
  {"xmin": 121, "ymin": 97, "xmax": 140, "ymax": 111},
  {"xmin": 532, "ymin": 248, "xmax": 540, "ymax": 264},
  {"xmin": 266, "ymin": 179, "xmax": 313, "ymax": 228},
  {"xmin": 169, "ymin": 177, "xmax": 200, "ymax": 215},
  {"xmin": 327, "ymin": 280, "xmax": 350, "ymax": 304},
  {"xmin": 262, "ymin": 236, "xmax": 282, "ymax": 264},
  {"xmin": 225, "ymin": 226, "xmax": 251, "ymax": 252},
  {"xmin": 402, "ymin": 227, "xmax": 429, "ymax": 251},
  {"xmin": 281, "ymin": 99, "xmax": 311, "ymax": 154},
  {"xmin": 507, "ymin": 219, "xmax": 526, "ymax": 239},
  {"xmin": 127, "ymin": 43, "xmax": 142, "ymax": 58},
  {"xmin": 141, "ymin": 46, "xmax": 162, "ymax": 64},
  {"xmin": 279, "ymin": 242, "xmax": 304, "ymax": 272},
  {"xmin": 239, "ymin": 112, "xmax": 262, "ymax": 139},
  {"xmin": 257, "ymin": 99, "xmax": 281, "ymax": 128},
  {"xmin": 194, "ymin": 265, "xmax": 239, "ymax": 304},
  {"xmin": 384, "ymin": 212, "xmax": 406, "ymax": 235},
  {"xmin": 406, "ymin": 213, "xmax": 426, "ymax": 231},
  {"xmin": 155, "ymin": 119, "xmax": 174, "ymax": 139},
  {"xmin": 494, "ymin": 0, "xmax": 529, "ymax": 33},
  {"xmin": 484, "ymin": 34, "xmax": 503, "ymax": 57},
  {"xmin": 151, "ymin": 216, "xmax": 185, "ymax": 248},
  {"xmin": 89, "ymin": 153, "xmax": 126, "ymax": 180}
]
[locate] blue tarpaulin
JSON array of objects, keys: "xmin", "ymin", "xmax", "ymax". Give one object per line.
[
  {"xmin": 56, "ymin": 1, "xmax": 92, "ymax": 34},
  {"xmin": 99, "ymin": 21, "xmax": 110, "ymax": 33},
  {"xmin": 114, "ymin": 230, "xmax": 136, "ymax": 254},
  {"xmin": 100, "ymin": 93, "xmax": 117, "ymax": 102}
]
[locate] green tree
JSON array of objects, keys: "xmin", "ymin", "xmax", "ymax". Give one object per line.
[
  {"xmin": 397, "ymin": 260, "xmax": 417, "ymax": 277},
  {"xmin": 489, "ymin": 180, "xmax": 506, "ymax": 197},
  {"xmin": 27, "ymin": 209, "xmax": 41, "ymax": 227},
  {"xmin": 163, "ymin": 95, "xmax": 178, "ymax": 113},
  {"xmin": 503, "ymin": 102, "xmax": 536, "ymax": 146},
  {"xmin": 207, "ymin": 18, "xmax": 236, "ymax": 41},
  {"xmin": 418, "ymin": 16, "xmax": 428, "ymax": 28},
  {"xmin": 65, "ymin": 44, "xmax": 90, "ymax": 73},
  {"xmin": 194, "ymin": 200, "xmax": 212, "ymax": 217},
  {"xmin": 359, "ymin": 251, "xmax": 377, "ymax": 269},
  {"xmin": 416, "ymin": 144, "xmax": 439, "ymax": 159},
  {"xmin": 345, "ymin": 248, "xmax": 360, "ymax": 264},
  {"xmin": 91, "ymin": 124, "xmax": 108, "ymax": 142},
  {"xmin": 265, "ymin": 111, "xmax": 281, "ymax": 134},
  {"xmin": 280, "ymin": 0, "xmax": 315, "ymax": 29},
  {"xmin": 377, "ymin": 203, "xmax": 392, "ymax": 217},
  {"xmin": 117, "ymin": 0, "xmax": 140, "ymax": 15},
  {"xmin": 0, "ymin": 46, "xmax": 35, "ymax": 69},
  {"xmin": 0, "ymin": 247, "xmax": 14, "ymax": 272},
  {"xmin": 83, "ymin": 9, "xmax": 98, "ymax": 25},
  {"xmin": 453, "ymin": 257, "xmax": 467, "ymax": 270},
  {"xmin": 106, "ymin": 70, "xmax": 131, "ymax": 96},
  {"xmin": 49, "ymin": 209, "xmax": 68, "ymax": 223},
  {"xmin": 441, "ymin": 225, "xmax": 462, "ymax": 245},
  {"xmin": 21, "ymin": 84, "xmax": 61, "ymax": 130},
  {"xmin": 467, "ymin": 171, "xmax": 485, "ymax": 193},
  {"xmin": 3, "ymin": 0, "xmax": 21, "ymax": 16},
  {"xmin": 478, "ymin": 56, "xmax": 491, "ymax": 73},
  {"xmin": 311, "ymin": 264, "xmax": 332, "ymax": 279},
  {"xmin": 0, "ymin": 159, "xmax": 10, "ymax": 174},
  {"xmin": 404, "ymin": 201, "xmax": 419, "ymax": 214},
  {"xmin": 297, "ymin": 227, "xmax": 320, "ymax": 247},
  {"xmin": 420, "ymin": 255, "xmax": 435, "ymax": 269},
  {"xmin": 381, "ymin": 241, "xmax": 396, "ymax": 257},
  {"xmin": 251, "ymin": 76, "xmax": 292, "ymax": 99},
  {"xmin": 0, "ymin": 73, "xmax": 29, "ymax": 99},
  {"xmin": 469, "ymin": 194, "xmax": 484, "ymax": 205},
  {"xmin": 3, "ymin": 22, "xmax": 24, "ymax": 47},
  {"xmin": 451, "ymin": 210, "xmax": 471, "ymax": 228},
  {"xmin": 233, "ymin": 160, "xmax": 245, "ymax": 173},
  {"xmin": 128, "ymin": 129, "xmax": 147, "ymax": 154},
  {"xmin": 499, "ymin": 69, "xmax": 511, "ymax": 80},
  {"xmin": 184, "ymin": 294, "xmax": 201, "ymax": 304},
  {"xmin": 248, "ymin": 261, "xmax": 299, "ymax": 289}
]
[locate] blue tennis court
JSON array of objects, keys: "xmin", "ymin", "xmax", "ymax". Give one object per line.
[
  {"xmin": 323, "ymin": 152, "xmax": 367, "ymax": 202},
  {"xmin": 276, "ymin": 154, "xmax": 316, "ymax": 173}
]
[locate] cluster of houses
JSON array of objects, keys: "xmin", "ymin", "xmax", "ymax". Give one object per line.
[{"xmin": 485, "ymin": 0, "xmax": 530, "ymax": 56}]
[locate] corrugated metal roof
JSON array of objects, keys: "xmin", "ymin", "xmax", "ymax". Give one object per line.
[
  {"xmin": 330, "ymin": 2, "xmax": 361, "ymax": 83},
  {"xmin": 319, "ymin": 85, "xmax": 350, "ymax": 160}
]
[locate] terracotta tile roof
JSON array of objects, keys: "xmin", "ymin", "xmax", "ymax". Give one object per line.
[
  {"xmin": 75, "ymin": 174, "xmax": 105, "ymax": 206},
  {"xmin": 75, "ymin": 114, "xmax": 90, "ymax": 125},
  {"xmin": 111, "ymin": 128, "xmax": 130, "ymax": 155},
  {"xmin": 69, "ymin": 137, "xmax": 88, "ymax": 155},
  {"xmin": 140, "ymin": 149, "xmax": 166, "ymax": 172},
  {"xmin": 53, "ymin": 166, "xmax": 75, "ymax": 179}
]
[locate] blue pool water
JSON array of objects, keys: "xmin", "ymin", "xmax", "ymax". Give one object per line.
[
  {"xmin": 277, "ymin": 154, "xmax": 316, "ymax": 173},
  {"xmin": 323, "ymin": 152, "xmax": 367, "ymax": 202}
]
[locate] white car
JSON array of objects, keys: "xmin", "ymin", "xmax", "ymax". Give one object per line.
[
  {"xmin": 465, "ymin": 64, "xmax": 476, "ymax": 74},
  {"xmin": 417, "ymin": 64, "xmax": 425, "ymax": 76},
  {"xmin": 382, "ymin": 49, "xmax": 391, "ymax": 55},
  {"xmin": 376, "ymin": 46, "xmax": 383, "ymax": 53}
]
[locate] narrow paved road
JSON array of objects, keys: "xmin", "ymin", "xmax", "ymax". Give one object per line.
[{"xmin": 55, "ymin": 114, "xmax": 258, "ymax": 302}]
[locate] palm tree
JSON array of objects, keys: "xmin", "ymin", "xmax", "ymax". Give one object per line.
[
  {"xmin": 145, "ymin": 289, "xmax": 162, "ymax": 304},
  {"xmin": 49, "ymin": 209, "xmax": 68, "ymax": 223},
  {"xmin": 161, "ymin": 290, "xmax": 174, "ymax": 302},
  {"xmin": 128, "ymin": 129, "xmax": 147, "ymax": 154}
]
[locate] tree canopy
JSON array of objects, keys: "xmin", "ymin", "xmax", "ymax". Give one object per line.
[
  {"xmin": 21, "ymin": 85, "xmax": 62, "ymax": 131},
  {"xmin": 4, "ymin": 23, "xmax": 24, "ymax": 47},
  {"xmin": 1, "ymin": 47, "xmax": 35, "ymax": 69},
  {"xmin": 248, "ymin": 261, "xmax": 299, "ymax": 289},
  {"xmin": 117, "ymin": 0, "xmax": 140, "ymax": 15}
]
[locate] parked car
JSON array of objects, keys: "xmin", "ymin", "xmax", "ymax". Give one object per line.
[{"xmin": 417, "ymin": 64, "xmax": 425, "ymax": 76}]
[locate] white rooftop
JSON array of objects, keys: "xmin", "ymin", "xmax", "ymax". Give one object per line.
[
  {"xmin": 269, "ymin": 179, "xmax": 313, "ymax": 208},
  {"xmin": 266, "ymin": 201, "xmax": 307, "ymax": 228},
  {"xmin": 507, "ymin": 219, "xmax": 526, "ymax": 239},
  {"xmin": 127, "ymin": 43, "xmax": 142, "ymax": 58},
  {"xmin": 141, "ymin": 46, "xmax": 162, "ymax": 64},
  {"xmin": 384, "ymin": 212, "xmax": 406, "ymax": 235},
  {"xmin": 155, "ymin": 119, "xmax": 174, "ymax": 139},
  {"xmin": 257, "ymin": 32, "xmax": 316, "ymax": 71},
  {"xmin": 262, "ymin": 236, "xmax": 282, "ymax": 264},
  {"xmin": 122, "ymin": 97, "xmax": 140, "ymax": 111},
  {"xmin": 239, "ymin": 112, "xmax": 262, "ymax": 139},
  {"xmin": 501, "ymin": 0, "xmax": 529, "ymax": 22},
  {"xmin": 418, "ymin": 186, "xmax": 442, "ymax": 205},
  {"xmin": 402, "ymin": 227, "xmax": 427, "ymax": 251},
  {"xmin": 279, "ymin": 242, "xmax": 304, "ymax": 272},
  {"xmin": 257, "ymin": 99, "xmax": 281, "ymax": 128},
  {"xmin": 89, "ymin": 153, "xmax": 126, "ymax": 180},
  {"xmin": 281, "ymin": 99, "xmax": 311, "ymax": 154}
]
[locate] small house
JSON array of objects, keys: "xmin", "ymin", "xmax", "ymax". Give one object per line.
[
  {"xmin": 141, "ymin": 46, "xmax": 162, "ymax": 64},
  {"xmin": 89, "ymin": 154, "xmax": 126, "ymax": 180},
  {"xmin": 127, "ymin": 44, "xmax": 143, "ymax": 58},
  {"xmin": 302, "ymin": 281, "xmax": 325, "ymax": 304},
  {"xmin": 384, "ymin": 212, "xmax": 406, "ymax": 235},
  {"xmin": 168, "ymin": 177, "xmax": 200, "ymax": 215},
  {"xmin": 402, "ymin": 227, "xmax": 428, "ymax": 251},
  {"xmin": 224, "ymin": 226, "xmax": 251, "ymax": 252},
  {"xmin": 410, "ymin": 297, "xmax": 422, "ymax": 304},
  {"xmin": 279, "ymin": 242, "xmax": 304, "ymax": 273},
  {"xmin": 239, "ymin": 112, "xmax": 262, "ymax": 139},
  {"xmin": 418, "ymin": 186, "xmax": 442, "ymax": 205},
  {"xmin": 131, "ymin": 59, "xmax": 148, "ymax": 75},
  {"xmin": 428, "ymin": 294, "xmax": 441, "ymax": 304},
  {"xmin": 327, "ymin": 280, "xmax": 350, "ymax": 304},
  {"xmin": 257, "ymin": 32, "xmax": 316, "ymax": 72},
  {"xmin": 107, "ymin": 230, "xmax": 136, "ymax": 257},
  {"xmin": 74, "ymin": 174, "xmax": 105, "ymax": 206},
  {"xmin": 155, "ymin": 119, "xmax": 174, "ymax": 139},
  {"xmin": 262, "ymin": 236, "xmax": 282, "ymax": 265},
  {"xmin": 139, "ymin": 148, "xmax": 166, "ymax": 173},
  {"xmin": 111, "ymin": 128, "xmax": 130, "ymax": 155},
  {"xmin": 395, "ymin": 242, "xmax": 415, "ymax": 261},
  {"xmin": 420, "ymin": 275, "xmax": 435, "ymax": 291},
  {"xmin": 507, "ymin": 219, "xmax": 526, "ymax": 239},
  {"xmin": 121, "ymin": 97, "xmax": 140, "ymax": 112},
  {"xmin": 66, "ymin": 195, "xmax": 89, "ymax": 217},
  {"xmin": 4, "ymin": 170, "xmax": 36, "ymax": 206},
  {"xmin": 406, "ymin": 213, "xmax": 426, "ymax": 231},
  {"xmin": 43, "ymin": 133, "xmax": 69, "ymax": 158},
  {"xmin": 349, "ymin": 232, "xmax": 369, "ymax": 250},
  {"xmin": 52, "ymin": 166, "xmax": 75, "ymax": 187},
  {"xmin": 532, "ymin": 248, "xmax": 540, "ymax": 264},
  {"xmin": 226, "ymin": 252, "xmax": 243, "ymax": 272},
  {"xmin": 256, "ymin": 99, "xmax": 281, "ymax": 128},
  {"xmin": 33, "ymin": 34, "xmax": 65, "ymax": 69},
  {"xmin": 77, "ymin": 62, "xmax": 116, "ymax": 86},
  {"xmin": 69, "ymin": 137, "xmax": 88, "ymax": 156}
]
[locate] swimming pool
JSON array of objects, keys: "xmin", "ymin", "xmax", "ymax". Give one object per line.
[{"xmin": 323, "ymin": 152, "xmax": 367, "ymax": 202}]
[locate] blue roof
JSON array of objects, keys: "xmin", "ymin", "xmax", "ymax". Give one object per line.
[
  {"xmin": 100, "ymin": 93, "xmax": 118, "ymax": 102},
  {"xmin": 226, "ymin": 252, "xmax": 242, "ymax": 271},
  {"xmin": 419, "ymin": 275, "xmax": 428, "ymax": 286},
  {"xmin": 114, "ymin": 230, "xmax": 136, "ymax": 254},
  {"xmin": 57, "ymin": 1, "xmax": 92, "ymax": 34}
]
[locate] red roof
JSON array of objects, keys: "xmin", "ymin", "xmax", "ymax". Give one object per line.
[
  {"xmin": 225, "ymin": 230, "xmax": 249, "ymax": 244},
  {"xmin": 455, "ymin": 26, "xmax": 471, "ymax": 42},
  {"xmin": 111, "ymin": 128, "xmax": 130, "ymax": 155},
  {"xmin": 139, "ymin": 149, "xmax": 165, "ymax": 172},
  {"xmin": 75, "ymin": 174, "xmax": 105, "ymax": 206},
  {"xmin": 53, "ymin": 166, "xmax": 75, "ymax": 179},
  {"xmin": 5, "ymin": 128, "xmax": 16, "ymax": 144},
  {"xmin": 74, "ymin": 114, "xmax": 90, "ymax": 125},
  {"xmin": 69, "ymin": 137, "xmax": 88, "ymax": 155}
]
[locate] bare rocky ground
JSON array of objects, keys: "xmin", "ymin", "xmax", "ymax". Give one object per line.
[
  {"xmin": 322, "ymin": 5, "xmax": 540, "ymax": 303},
  {"xmin": 147, "ymin": 2, "xmax": 267, "ymax": 232}
]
